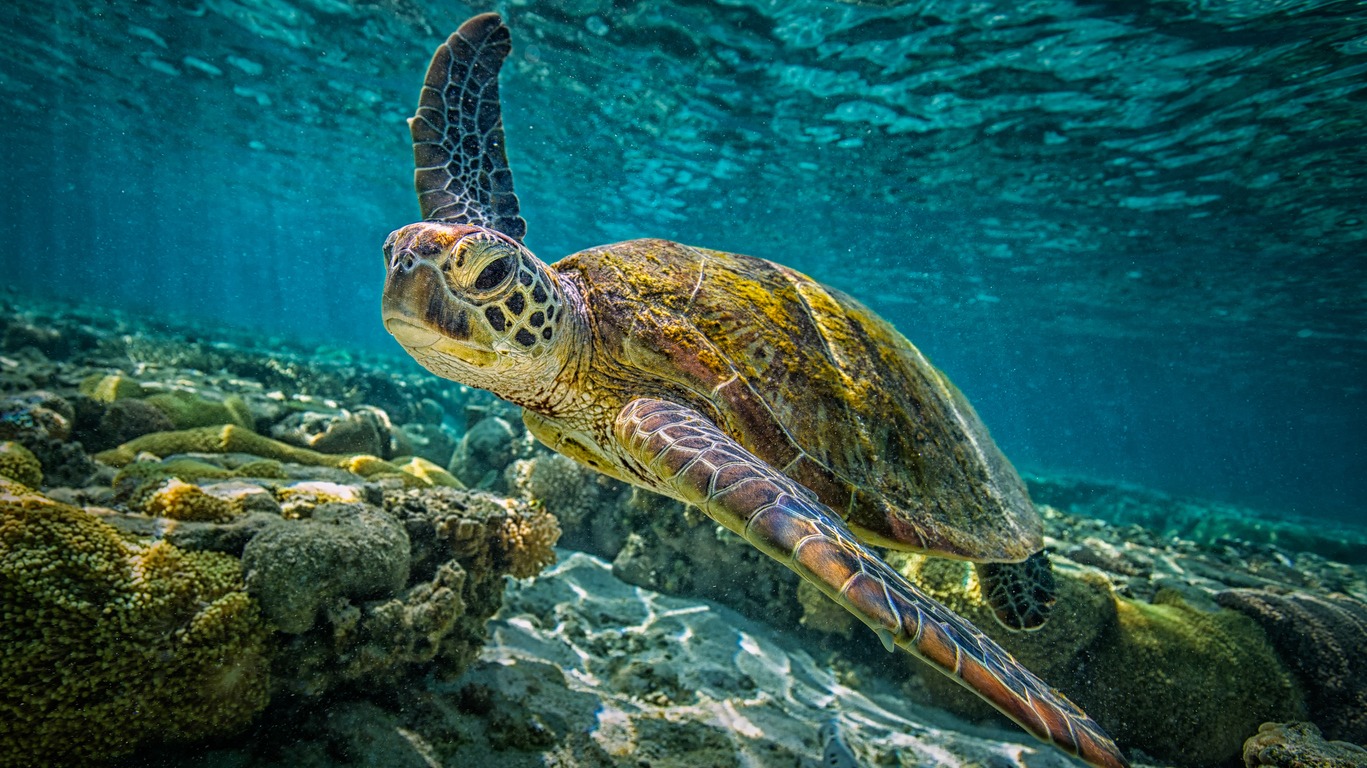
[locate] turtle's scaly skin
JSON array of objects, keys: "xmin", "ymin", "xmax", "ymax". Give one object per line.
[{"xmin": 381, "ymin": 14, "xmax": 1129, "ymax": 768}]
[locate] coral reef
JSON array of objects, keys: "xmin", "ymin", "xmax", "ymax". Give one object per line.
[
  {"xmin": 892, "ymin": 553, "xmax": 1305, "ymax": 767},
  {"xmin": 0, "ymin": 441, "xmax": 41, "ymax": 488},
  {"xmin": 0, "ymin": 485, "xmax": 271, "ymax": 766},
  {"xmin": 242, "ymin": 502, "xmax": 412, "ymax": 633},
  {"xmin": 264, "ymin": 487, "xmax": 558, "ymax": 696},
  {"xmin": 1217, "ymin": 588, "xmax": 1367, "ymax": 744},
  {"xmin": 1243, "ymin": 722, "xmax": 1367, "ymax": 768}
]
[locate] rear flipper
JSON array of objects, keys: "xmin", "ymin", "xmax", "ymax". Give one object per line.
[
  {"xmin": 615, "ymin": 397, "xmax": 1130, "ymax": 768},
  {"xmin": 976, "ymin": 550, "xmax": 1057, "ymax": 630}
]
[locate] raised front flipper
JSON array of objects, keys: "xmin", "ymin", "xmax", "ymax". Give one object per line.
[
  {"xmin": 410, "ymin": 13, "xmax": 527, "ymax": 240},
  {"xmin": 614, "ymin": 397, "xmax": 1129, "ymax": 768}
]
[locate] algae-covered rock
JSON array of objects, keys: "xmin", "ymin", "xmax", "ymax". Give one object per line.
[
  {"xmin": 145, "ymin": 390, "xmax": 255, "ymax": 430},
  {"xmin": 264, "ymin": 487, "xmax": 557, "ymax": 697},
  {"xmin": 242, "ymin": 502, "xmax": 411, "ymax": 633},
  {"xmin": 893, "ymin": 554, "xmax": 1303, "ymax": 767},
  {"xmin": 78, "ymin": 372, "xmax": 146, "ymax": 402},
  {"xmin": 396, "ymin": 455, "xmax": 465, "ymax": 488},
  {"xmin": 96, "ymin": 397, "xmax": 177, "ymax": 447},
  {"xmin": 97, "ymin": 424, "xmax": 391, "ymax": 473},
  {"xmin": 1218, "ymin": 589, "xmax": 1367, "ymax": 744},
  {"xmin": 0, "ymin": 485, "xmax": 271, "ymax": 765}
]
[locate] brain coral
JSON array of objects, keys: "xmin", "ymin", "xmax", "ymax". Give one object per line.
[{"xmin": 0, "ymin": 484, "xmax": 271, "ymax": 766}]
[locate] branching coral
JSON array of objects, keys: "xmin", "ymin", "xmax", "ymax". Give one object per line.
[
  {"xmin": 497, "ymin": 503, "xmax": 562, "ymax": 579},
  {"xmin": 0, "ymin": 489, "xmax": 271, "ymax": 766}
]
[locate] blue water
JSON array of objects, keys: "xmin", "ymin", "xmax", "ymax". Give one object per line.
[{"xmin": 1, "ymin": 0, "xmax": 1363, "ymax": 521}]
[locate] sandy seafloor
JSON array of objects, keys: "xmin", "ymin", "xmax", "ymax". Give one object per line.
[{"xmin": 2, "ymin": 295, "xmax": 1365, "ymax": 768}]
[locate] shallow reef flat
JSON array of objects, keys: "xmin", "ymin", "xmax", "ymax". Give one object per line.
[{"xmin": 1, "ymin": 295, "xmax": 1365, "ymax": 768}]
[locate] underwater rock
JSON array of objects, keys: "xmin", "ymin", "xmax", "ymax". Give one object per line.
[
  {"xmin": 1243, "ymin": 722, "xmax": 1367, "ymax": 768},
  {"xmin": 144, "ymin": 389, "xmax": 256, "ymax": 430},
  {"xmin": 893, "ymin": 553, "xmax": 1305, "ymax": 767},
  {"xmin": 396, "ymin": 420, "xmax": 458, "ymax": 467},
  {"xmin": 0, "ymin": 391, "xmax": 95, "ymax": 487},
  {"xmin": 269, "ymin": 405, "xmax": 393, "ymax": 457},
  {"xmin": 1217, "ymin": 589, "xmax": 1367, "ymax": 744},
  {"xmin": 1, "ymin": 320, "xmax": 70, "ymax": 359},
  {"xmin": 0, "ymin": 482, "xmax": 271, "ymax": 765},
  {"xmin": 242, "ymin": 502, "xmax": 411, "ymax": 634},
  {"xmin": 449, "ymin": 413, "xmax": 521, "ymax": 489},
  {"xmin": 95, "ymin": 396, "xmax": 177, "ymax": 448}
]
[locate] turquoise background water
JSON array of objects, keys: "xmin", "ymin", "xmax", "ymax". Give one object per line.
[{"xmin": 2, "ymin": 0, "xmax": 1363, "ymax": 521}]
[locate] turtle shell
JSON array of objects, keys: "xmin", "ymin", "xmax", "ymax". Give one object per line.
[{"xmin": 555, "ymin": 238, "xmax": 1041, "ymax": 562}]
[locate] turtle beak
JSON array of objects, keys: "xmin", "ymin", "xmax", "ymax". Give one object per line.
[{"xmin": 382, "ymin": 248, "xmax": 499, "ymax": 368}]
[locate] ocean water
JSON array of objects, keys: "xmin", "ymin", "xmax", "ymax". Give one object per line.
[
  {"xmin": 3, "ymin": 3, "xmax": 1367, "ymax": 767},
  {"xmin": 2, "ymin": 0, "xmax": 1364, "ymax": 521}
]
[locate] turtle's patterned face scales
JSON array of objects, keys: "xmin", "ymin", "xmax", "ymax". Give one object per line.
[{"xmin": 381, "ymin": 221, "xmax": 566, "ymax": 390}]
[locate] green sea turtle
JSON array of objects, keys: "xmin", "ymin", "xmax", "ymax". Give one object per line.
[{"xmin": 381, "ymin": 14, "xmax": 1128, "ymax": 768}]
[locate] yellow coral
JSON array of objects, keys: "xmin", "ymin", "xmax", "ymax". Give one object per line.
[
  {"xmin": 136, "ymin": 477, "xmax": 239, "ymax": 522},
  {"xmin": 0, "ymin": 493, "xmax": 271, "ymax": 764},
  {"xmin": 0, "ymin": 442, "xmax": 42, "ymax": 488},
  {"xmin": 497, "ymin": 505, "xmax": 562, "ymax": 579}
]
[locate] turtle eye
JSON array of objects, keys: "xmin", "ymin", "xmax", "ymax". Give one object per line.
[{"xmin": 474, "ymin": 255, "xmax": 515, "ymax": 291}]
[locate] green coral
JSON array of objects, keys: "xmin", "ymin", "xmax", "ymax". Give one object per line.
[
  {"xmin": 892, "ymin": 554, "xmax": 1304, "ymax": 767},
  {"xmin": 0, "ymin": 442, "xmax": 42, "ymax": 488},
  {"xmin": 0, "ymin": 490, "xmax": 271, "ymax": 765}
]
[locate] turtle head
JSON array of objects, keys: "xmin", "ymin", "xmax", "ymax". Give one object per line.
[{"xmin": 381, "ymin": 221, "xmax": 575, "ymax": 395}]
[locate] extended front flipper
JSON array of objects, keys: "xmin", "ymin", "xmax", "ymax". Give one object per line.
[
  {"xmin": 410, "ymin": 13, "xmax": 527, "ymax": 240},
  {"xmin": 614, "ymin": 397, "xmax": 1129, "ymax": 768}
]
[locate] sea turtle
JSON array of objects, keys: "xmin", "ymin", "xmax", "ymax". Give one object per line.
[{"xmin": 381, "ymin": 14, "xmax": 1129, "ymax": 768}]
